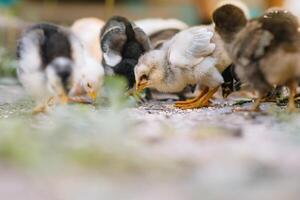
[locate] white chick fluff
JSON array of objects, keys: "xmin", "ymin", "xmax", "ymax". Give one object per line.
[
  {"xmin": 71, "ymin": 18, "xmax": 105, "ymax": 61},
  {"xmin": 135, "ymin": 25, "xmax": 232, "ymax": 109}
]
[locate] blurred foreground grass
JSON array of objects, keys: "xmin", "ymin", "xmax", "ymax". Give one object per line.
[
  {"xmin": 0, "ymin": 73, "xmax": 178, "ymax": 175},
  {"xmin": 0, "ymin": 47, "xmax": 17, "ymax": 77},
  {"xmin": 0, "ymin": 108, "xmax": 166, "ymax": 172},
  {"xmin": 2, "ymin": 65, "xmax": 300, "ymax": 199}
]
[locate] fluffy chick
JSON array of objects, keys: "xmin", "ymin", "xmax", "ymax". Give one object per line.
[
  {"xmin": 213, "ymin": 5, "xmax": 300, "ymax": 111},
  {"xmin": 135, "ymin": 18, "xmax": 190, "ymax": 100},
  {"xmin": 69, "ymin": 48, "xmax": 104, "ymax": 103},
  {"xmin": 17, "ymin": 23, "xmax": 104, "ymax": 113},
  {"xmin": 135, "ymin": 26, "xmax": 232, "ymax": 109},
  {"xmin": 100, "ymin": 16, "xmax": 151, "ymax": 89},
  {"xmin": 70, "ymin": 19, "xmax": 105, "ymax": 103},
  {"xmin": 17, "ymin": 23, "xmax": 75, "ymax": 113}
]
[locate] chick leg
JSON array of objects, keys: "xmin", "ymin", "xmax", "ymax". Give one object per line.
[
  {"xmin": 68, "ymin": 96, "xmax": 94, "ymax": 104},
  {"xmin": 32, "ymin": 103, "xmax": 48, "ymax": 115},
  {"xmin": 197, "ymin": 86, "xmax": 220, "ymax": 107},
  {"xmin": 175, "ymin": 87, "xmax": 209, "ymax": 106},
  {"xmin": 288, "ymin": 80, "xmax": 297, "ymax": 112},
  {"xmin": 32, "ymin": 96, "xmax": 58, "ymax": 115},
  {"xmin": 176, "ymin": 87, "xmax": 219, "ymax": 109}
]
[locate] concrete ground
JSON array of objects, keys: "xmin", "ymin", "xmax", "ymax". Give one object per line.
[{"xmin": 1, "ymin": 80, "xmax": 300, "ymax": 200}]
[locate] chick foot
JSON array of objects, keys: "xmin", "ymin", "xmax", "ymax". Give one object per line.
[
  {"xmin": 32, "ymin": 104, "xmax": 48, "ymax": 115},
  {"xmin": 175, "ymin": 87, "xmax": 219, "ymax": 110},
  {"xmin": 175, "ymin": 87, "xmax": 209, "ymax": 106},
  {"xmin": 68, "ymin": 96, "xmax": 94, "ymax": 104}
]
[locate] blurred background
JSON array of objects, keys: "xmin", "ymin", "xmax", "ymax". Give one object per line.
[
  {"xmin": 0, "ymin": 0, "xmax": 299, "ymax": 75},
  {"xmin": 0, "ymin": 0, "xmax": 297, "ymax": 52}
]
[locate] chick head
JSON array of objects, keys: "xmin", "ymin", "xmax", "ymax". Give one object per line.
[
  {"xmin": 135, "ymin": 50, "xmax": 166, "ymax": 92},
  {"xmin": 213, "ymin": 4, "xmax": 247, "ymax": 39}
]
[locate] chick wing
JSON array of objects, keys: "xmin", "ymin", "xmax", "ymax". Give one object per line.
[
  {"xmin": 101, "ymin": 22, "xmax": 127, "ymax": 66},
  {"xmin": 167, "ymin": 27, "xmax": 216, "ymax": 68},
  {"xmin": 233, "ymin": 22, "xmax": 274, "ymax": 67},
  {"xmin": 132, "ymin": 26, "xmax": 151, "ymax": 51}
]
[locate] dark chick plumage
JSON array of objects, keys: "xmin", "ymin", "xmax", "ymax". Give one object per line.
[
  {"xmin": 149, "ymin": 29, "xmax": 180, "ymax": 49},
  {"xmin": 221, "ymin": 64, "xmax": 241, "ymax": 97},
  {"xmin": 100, "ymin": 16, "xmax": 151, "ymax": 88},
  {"xmin": 213, "ymin": 5, "xmax": 300, "ymax": 110},
  {"xmin": 18, "ymin": 23, "xmax": 72, "ymax": 68}
]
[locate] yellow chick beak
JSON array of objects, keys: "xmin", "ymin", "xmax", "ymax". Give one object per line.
[
  {"xmin": 88, "ymin": 91, "xmax": 97, "ymax": 101},
  {"xmin": 136, "ymin": 79, "xmax": 149, "ymax": 93}
]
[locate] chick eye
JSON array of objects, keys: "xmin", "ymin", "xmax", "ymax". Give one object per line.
[
  {"xmin": 140, "ymin": 75, "xmax": 148, "ymax": 81},
  {"xmin": 87, "ymin": 83, "xmax": 92, "ymax": 88}
]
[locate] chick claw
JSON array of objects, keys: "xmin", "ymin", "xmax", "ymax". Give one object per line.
[{"xmin": 32, "ymin": 105, "xmax": 47, "ymax": 115}]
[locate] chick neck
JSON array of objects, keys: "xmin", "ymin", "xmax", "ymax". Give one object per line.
[
  {"xmin": 216, "ymin": 27, "xmax": 243, "ymax": 44},
  {"xmin": 158, "ymin": 53, "xmax": 190, "ymax": 92}
]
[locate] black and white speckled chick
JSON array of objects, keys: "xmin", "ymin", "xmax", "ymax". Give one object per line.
[
  {"xmin": 17, "ymin": 23, "xmax": 77, "ymax": 114},
  {"xmin": 100, "ymin": 16, "xmax": 151, "ymax": 89},
  {"xmin": 18, "ymin": 23, "xmax": 104, "ymax": 113},
  {"xmin": 213, "ymin": 5, "xmax": 300, "ymax": 111}
]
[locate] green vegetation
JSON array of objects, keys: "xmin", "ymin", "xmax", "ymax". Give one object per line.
[
  {"xmin": 0, "ymin": 47, "xmax": 17, "ymax": 77},
  {"xmin": 0, "ymin": 104, "xmax": 175, "ymax": 173},
  {"xmin": 0, "ymin": 73, "xmax": 151, "ymax": 172}
]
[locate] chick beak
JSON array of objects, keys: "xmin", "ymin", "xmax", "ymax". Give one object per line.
[
  {"xmin": 88, "ymin": 90, "xmax": 97, "ymax": 101},
  {"xmin": 59, "ymin": 93, "xmax": 69, "ymax": 105},
  {"xmin": 136, "ymin": 79, "xmax": 149, "ymax": 93}
]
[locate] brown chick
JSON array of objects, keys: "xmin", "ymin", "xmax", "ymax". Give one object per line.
[{"xmin": 213, "ymin": 5, "xmax": 300, "ymax": 112}]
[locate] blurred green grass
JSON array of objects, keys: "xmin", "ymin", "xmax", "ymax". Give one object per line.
[
  {"xmin": 0, "ymin": 47, "xmax": 17, "ymax": 77},
  {"xmin": 0, "ymin": 71, "xmax": 160, "ymax": 173},
  {"xmin": 0, "ymin": 106, "xmax": 177, "ymax": 174}
]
